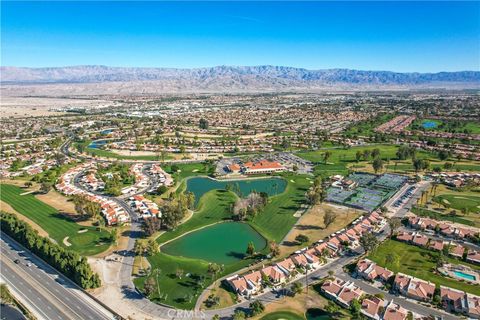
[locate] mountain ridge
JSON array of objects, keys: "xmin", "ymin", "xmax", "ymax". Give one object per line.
[{"xmin": 2, "ymin": 65, "xmax": 479, "ymax": 85}]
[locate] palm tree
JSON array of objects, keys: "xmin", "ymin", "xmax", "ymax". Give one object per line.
[{"xmin": 153, "ymin": 268, "xmax": 162, "ymax": 300}]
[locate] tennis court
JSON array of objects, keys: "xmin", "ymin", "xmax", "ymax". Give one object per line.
[{"xmin": 326, "ymin": 173, "xmax": 407, "ymax": 212}]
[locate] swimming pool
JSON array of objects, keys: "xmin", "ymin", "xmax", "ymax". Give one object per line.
[
  {"xmin": 422, "ymin": 121, "xmax": 438, "ymax": 129},
  {"xmin": 454, "ymin": 271, "xmax": 477, "ymax": 281}
]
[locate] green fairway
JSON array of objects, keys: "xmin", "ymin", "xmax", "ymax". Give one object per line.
[
  {"xmin": 0, "ymin": 184, "xmax": 112, "ymax": 256},
  {"xmin": 162, "ymin": 222, "xmax": 267, "ymax": 264},
  {"xmin": 433, "ymin": 194, "xmax": 480, "ymax": 213},
  {"xmin": 250, "ymin": 173, "xmax": 311, "ymax": 242},
  {"xmin": 164, "ymin": 162, "xmax": 215, "ymax": 188},
  {"xmin": 297, "ymin": 144, "xmax": 400, "ymax": 177},
  {"xmin": 261, "ymin": 311, "xmax": 306, "ymax": 320},
  {"xmin": 410, "ymin": 118, "xmax": 480, "ymax": 134},
  {"xmin": 368, "ymin": 240, "xmax": 480, "ymax": 295}
]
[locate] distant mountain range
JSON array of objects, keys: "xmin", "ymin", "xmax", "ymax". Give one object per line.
[{"xmin": 1, "ymin": 65, "xmax": 479, "ymax": 93}]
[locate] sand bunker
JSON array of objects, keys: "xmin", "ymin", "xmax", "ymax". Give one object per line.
[{"xmin": 63, "ymin": 237, "xmax": 72, "ymax": 247}]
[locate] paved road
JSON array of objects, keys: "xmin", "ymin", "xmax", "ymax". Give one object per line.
[
  {"xmin": 0, "ymin": 233, "xmax": 115, "ymax": 320},
  {"xmin": 393, "ymin": 181, "xmax": 431, "ymax": 218},
  {"xmin": 336, "ymin": 272, "xmax": 458, "ymax": 320}
]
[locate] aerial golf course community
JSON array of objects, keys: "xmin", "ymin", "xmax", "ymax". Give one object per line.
[{"xmin": 1, "ymin": 116, "xmax": 480, "ymax": 320}]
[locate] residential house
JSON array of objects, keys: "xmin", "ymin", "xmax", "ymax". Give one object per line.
[
  {"xmin": 383, "ymin": 300, "xmax": 408, "ymax": 320},
  {"xmin": 356, "ymin": 259, "xmax": 393, "ymax": 283},
  {"xmin": 361, "ymin": 296, "xmax": 385, "ymax": 320},
  {"xmin": 441, "ymin": 286, "xmax": 469, "ymax": 314}
]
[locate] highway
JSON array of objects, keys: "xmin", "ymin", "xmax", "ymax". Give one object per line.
[{"xmin": 0, "ymin": 233, "xmax": 115, "ymax": 320}]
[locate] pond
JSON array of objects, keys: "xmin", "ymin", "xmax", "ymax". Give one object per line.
[
  {"xmin": 186, "ymin": 176, "xmax": 287, "ymax": 206},
  {"xmin": 422, "ymin": 120, "xmax": 438, "ymax": 129},
  {"xmin": 161, "ymin": 222, "xmax": 267, "ymax": 265},
  {"xmin": 88, "ymin": 139, "xmax": 108, "ymax": 149},
  {"xmin": 305, "ymin": 308, "xmax": 331, "ymax": 320}
]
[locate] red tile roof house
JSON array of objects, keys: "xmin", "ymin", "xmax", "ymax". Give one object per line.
[
  {"xmin": 291, "ymin": 252, "xmax": 320, "ymax": 270},
  {"xmin": 396, "ymin": 231, "xmax": 414, "ymax": 243},
  {"xmin": 361, "ymin": 296, "xmax": 385, "ymax": 320},
  {"xmin": 321, "ymin": 278, "xmax": 346, "ymax": 301},
  {"xmin": 428, "ymin": 239, "xmax": 445, "ymax": 252},
  {"xmin": 312, "ymin": 242, "xmax": 336, "ymax": 258},
  {"xmin": 383, "ymin": 300, "xmax": 409, "ymax": 320},
  {"xmin": 439, "ymin": 224, "xmax": 455, "ymax": 238},
  {"xmin": 260, "ymin": 266, "xmax": 287, "ymax": 285},
  {"xmin": 440, "ymin": 286, "xmax": 469, "ymax": 315},
  {"xmin": 411, "ymin": 233, "xmax": 429, "ymax": 247},
  {"xmin": 242, "ymin": 271, "xmax": 263, "ymax": 291},
  {"xmin": 467, "ymin": 294, "xmax": 480, "ymax": 318},
  {"xmin": 276, "ymin": 258, "xmax": 296, "ymax": 276},
  {"xmin": 393, "ymin": 273, "xmax": 411, "ymax": 296},
  {"xmin": 448, "ymin": 242, "xmax": 465, "ymax": 259},
  {"xmin": 336, "ymin": 282, "xmax": 365, "ymax": 308},
  {"xmin": 467, "ymin": 250, "xmax": 480, "ymax": 264},
  {"xmin": 356, "ymin": 259, "xmax": 393, "ymax": 283},
  {"xmin": 405, "ymin": 277, "xmax": 435, "ymax": 302},
  {"xmin": 227, "ymin": 275, "xmax": 257, "ymax": 297}
]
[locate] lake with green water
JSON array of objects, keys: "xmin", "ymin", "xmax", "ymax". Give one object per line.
[
  {"xmin": 161, "ymin": 222, "xmax": 267, "ymax": 265},
  {"xmin": 186, "ymin": 176, "xmax": 287, "ymax": 206}
]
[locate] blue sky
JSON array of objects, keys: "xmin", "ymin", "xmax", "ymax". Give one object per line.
[{"xmin": 1, "ymin": 1, "xmax": 479, "ymax": 72}]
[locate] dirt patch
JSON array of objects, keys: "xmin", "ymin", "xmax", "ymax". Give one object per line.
[
  {"xmin": 36, "ymin": 189, "xmax": 76, "ymax": 214},
  {"xmin": 78, "ymin": 229, "xmax": 88, "ymax": 233},
  {"xmin": 280, "ymin": 203, "xmax": 361, "ymax": 257},
  {"xmin": 0, "ymin": 200, "xmax": 49, "ymax": 237},
  {"xmin": 200, "ymin": 281, "xmax": 236, "ymax": 310}
]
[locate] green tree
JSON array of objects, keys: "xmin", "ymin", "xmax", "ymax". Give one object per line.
[
  {"xmin": 295, "ymin": 234, "xmax": 309, "ymax": 244},
  {"xmin": 388, "ymin": 218, "xmax": 401, "ymax": 237},
  {"xmin": 360, "ymin": 233, "xmax": 379, "ymax": 254},
  {"xmin": 290, "ymin": 282, "xmax": 303, "ymax": 296},
  {"xmin": 249, "ymin": 300, "xmax": 265, "ymax": 316},
  {"xmin": 233, "ymin": 310, "xmax": 246, "ymax": 320},
  {"xmin": 372, "ymin": 158, "xmax": 384, "ymax": 174},
  {"xmin": 269, "ymin": 240, "xmax": 280, "ymax": 257},
  {"xmin": 246, "ymin": 241, "xmax": 255, "ymax": 256},
  {"xmin": 40, "ymin": 182, "xmax": 52, "ymax": 194},
  {"xmin": 144, "ymin": 277, "xmax": 156, "ymax": 298},
  {"xmin": 323, "ymin": 209, "xmax": 336, "ymax": 228},
  {"xmin": 323, "ymin": 151, "xmax": 332, "ymax": 164}
]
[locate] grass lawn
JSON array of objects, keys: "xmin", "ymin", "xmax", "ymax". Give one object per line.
[
  {"xmin": 386, "ymin": 162, "xmax": 480, "ymax": 174},
  {"xmin": 0, "ymin": 184, "xmax": 112, "ymax": 256},
  {"xmin": 259, "ymin": 311, "xmax": 305, "ymax": 320},
  {"xmin": 76, "ymin": 139, "xmax": 175, "ymax": 161},
  {"xmin": 343, "ymin": 113, "xmax": 396, "ymax": 137},
  {"xmin": 368, "ymin": 239, "xmax": 480, "ymax": 295},
  {"xmin": 298, "ymin": 144, "xmax": 440, "ymax": 178},
  {"xmin": 250, "ymin": 173, "xmax": 311, "ymax": 242},
  {"xmin": 135, "ymin": 250, "xmax": 258, "ymax": 309},
  {"xmin": 410, "ymin": 118, "xmax": 480, "ymax": 134},
  {"xmin": 163, "ymin": 162, "xmax": 214, "ymax": 191},
  {"xmin": 411, "ymin": 206, "xmax": 475, "ymax": 227},
  {"xmin": 156, "ymin": 189, "xmax": 237, "ymax": 244},
  {"xmin": 433, "ymin": 194, "xmax": 480, "ymax": 213}
]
